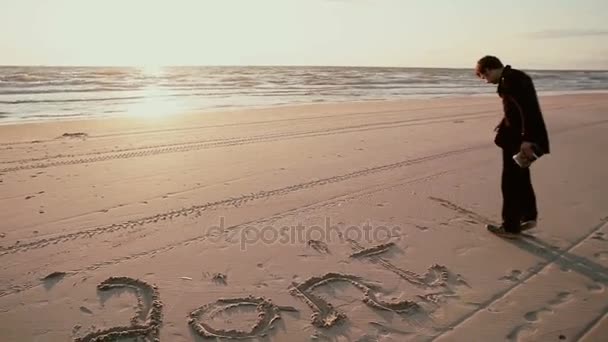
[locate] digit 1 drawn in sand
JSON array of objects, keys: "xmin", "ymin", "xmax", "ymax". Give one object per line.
[
  {"xmin": 73, "ymin": 277, "xmax": 163, "ymax": 342},
  {"xmin": 289, "ymin": 273, "xmax": 420, "ymax": 328},
  {"xmin": 188, "ymin": 296, "xmax": 297, "ymax": 339}
]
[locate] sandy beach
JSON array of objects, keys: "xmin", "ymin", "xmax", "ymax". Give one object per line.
[{"xmin": 1, "ymin": 93, "xmax": 607, "ymax": 341}]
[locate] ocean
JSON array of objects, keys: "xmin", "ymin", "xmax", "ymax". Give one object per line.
[{"xmin": 1, "ymin": 66, "xmax": 607, "ymax": 124}]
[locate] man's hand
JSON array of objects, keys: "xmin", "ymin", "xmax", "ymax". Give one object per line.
[{"xmin": 520, "ymin": 141, "xmax": 535, "ymax": 159}]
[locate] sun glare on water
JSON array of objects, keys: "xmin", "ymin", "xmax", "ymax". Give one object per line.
[{"xmin": 126, "ymin": 65, "xmax": 184, "ymax": 119}]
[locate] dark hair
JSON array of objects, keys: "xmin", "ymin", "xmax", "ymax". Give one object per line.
[{"xmin": 476, "ymin": 55, "xmax": 503, "ymax": 77}]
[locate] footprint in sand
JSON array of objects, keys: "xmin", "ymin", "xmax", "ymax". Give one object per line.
[
  {"xmin": 594, "ymin": 251, "xmax": 608, "ymax": 260},
  {"xmin": 61, "ymin": 132, "xmax": 88, "ymax": 139},
  {"xmin": 500, "ymin": 269, "xmax": 523, "ymax": 282},
  {"xmin": 507, "ymin": 291, "xmax": 572, "ymax": 340},
  {"xmin": 587, "ymin": 283, "xmax": 604, "ymax": 293},
  {"xmin": 415, "ymin": 224, "xmax": 430, "ymax": 231},
  {"xmin": 79, "ymin": 306, "xmax": 93, "ymax": 315},
  {"xmin": 212, "ymin": 273, "xmax": 227, "ymax": 285},
  {"xmin": 307, "ymin": 239, "xmax": 330, "ymax": 254}
]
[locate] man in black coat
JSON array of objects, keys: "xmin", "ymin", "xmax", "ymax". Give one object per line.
[{"xmin": 475, "ymin": 55, "xmax": 550, "ymax": 236}]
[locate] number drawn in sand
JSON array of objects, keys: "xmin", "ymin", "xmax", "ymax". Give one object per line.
[
  {"xmin": 70, "ymin": 244, "xmax": 466, "ymax": 338},
  {"xmin": 289, "ymin": 240, "xmax": 467, "ymax": 329},
  {"xmin": 289, "ymin": 273, "xmax": 420, "ymax": 328},
  {"xmin": 188, "ymin": 296, "xmax": 297, "ymax": 339},
  {"xmin": 73, "ymin": 277, "xmax": 163, "ymax": 342},
  {"xmin": 346, "ymin": 238, "xmax": 465, "ymax": 291}
]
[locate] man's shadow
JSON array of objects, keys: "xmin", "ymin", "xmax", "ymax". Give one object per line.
[
  {"xmin": 510, "ymin": 231, "xmax": 608, "ymax": 285},
  {"xmin": 429, "ymin": 196, "xmax": 608, "ymax": 284}
]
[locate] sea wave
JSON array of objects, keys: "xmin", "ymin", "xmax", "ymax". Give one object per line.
[{"xmin": 1, "ymin": 66, "xmax": 606, "ymax": 123}]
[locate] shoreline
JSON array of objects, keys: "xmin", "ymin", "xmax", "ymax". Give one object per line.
[
  {"xmin": 1, "ymin": 90, "xmax": 607, "ymax": 130},
  {"xmin": 1, "ymin": 89, "xmax": 608, "ymax": 128}
]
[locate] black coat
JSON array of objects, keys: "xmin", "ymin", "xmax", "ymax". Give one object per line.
[{"xmin": 494, "ymin": 65, "xmax": 550, "ymax": 155}]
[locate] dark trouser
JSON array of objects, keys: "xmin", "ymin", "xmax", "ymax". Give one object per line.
[{"xmin": 501, "ymin": 148, "xmax": 537, "ymax": 232}]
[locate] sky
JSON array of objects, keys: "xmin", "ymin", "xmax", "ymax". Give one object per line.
[{"xmin": 1, "ymin": 0, "xmax": 607, "ymax": 69}]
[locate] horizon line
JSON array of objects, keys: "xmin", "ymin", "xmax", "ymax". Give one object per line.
[{"xmin": 0, "ymin": 64, "xmax": 606, "ymax": 72}]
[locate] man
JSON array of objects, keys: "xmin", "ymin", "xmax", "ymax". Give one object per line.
[{"xmin": 475, "ymin": 55, "xmax": 550, "ymax": 237}]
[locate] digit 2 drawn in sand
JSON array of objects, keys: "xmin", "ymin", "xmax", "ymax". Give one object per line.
[
  {"xmin": 73, "ymin": 277, "xmax": 163, "ymax": 342},
  {"xmin": 74, "ymin": 280, "xmax": 298, "ymax": 341}
]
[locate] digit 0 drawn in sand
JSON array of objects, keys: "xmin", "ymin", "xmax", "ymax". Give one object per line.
[
  {"xmin": 73, "ymin": 277, "xmax": 163, "ymax": 342},
  {"xmin": 188, "ymin": 296, "xmax": 297, "ymax": 339},
  {"xmin": 289, "ymin": 273, "xmax": 420, "ymax": 328}
]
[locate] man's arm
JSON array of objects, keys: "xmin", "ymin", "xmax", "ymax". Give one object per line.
[
  {"xmin": 515, "ymin": 75, "xmax": 543, "ymax": 157},
  {"xmin": 517, "ymin": 76, "xmax": 542, "ymax": 144}
]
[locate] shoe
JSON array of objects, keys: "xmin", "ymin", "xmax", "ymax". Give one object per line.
[
  {"xmin": 486, "ymin": 224, "xmax": 521, "ymax": 238},
  {"xmin": 520, "ymin": 220, "xmax": 537, "ymax": 231}
]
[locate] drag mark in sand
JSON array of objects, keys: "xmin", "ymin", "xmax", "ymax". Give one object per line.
[
  {"xmin": 73, "ymin": 277, "xmax": 163, "ymax": 342},
  {"xmin": 428, "ymin": 196, "xmax": 495, "ymax": 226},
  {"xmin": 0, "ymin": 148, "xmax": 474, "ymax": 256},
  {"xmin": 188, "ymin": 296, "xmax": 295, "ymax": 339},
  {"xmin": 289, "ymin": 273, "xmax": 420, "ymax": 328}
]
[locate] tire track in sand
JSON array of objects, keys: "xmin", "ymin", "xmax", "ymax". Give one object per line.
[
  {"xmin": 0, "ymin": 146, "xmax": 478, "ymax": 256},
  {"xmin": 0, "ymin": 111, "xmax": 493, "ymax": 172},
  {"xmin": 2, "ymin": 120, "xmax": 607, "ymax": 299},
  {"xmin": 0, "ymin": 169, "xmax": 452, "ymax": 299},
  {"xmin": 0, "ymin": 104, "xmax": 498, "ymax": 147},
  {"xmin": 3, "ymin": 114, "xmax": 606, "ymax": 175}
]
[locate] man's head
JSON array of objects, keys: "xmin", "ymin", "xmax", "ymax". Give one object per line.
[{"xmin": 475, "ymin": 55, "xmax": 503, "ymax": 84}]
